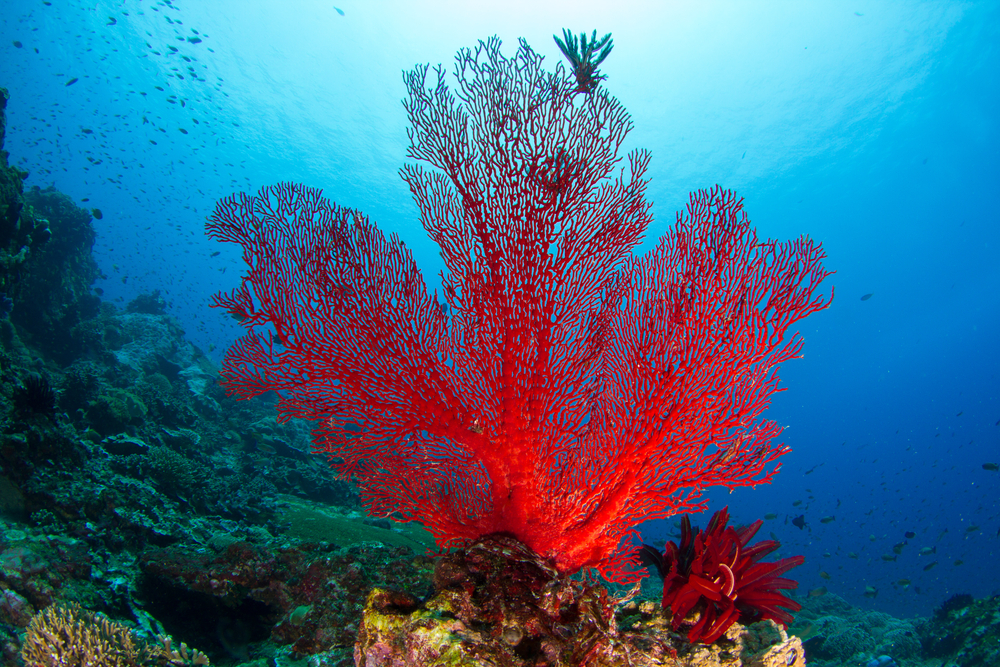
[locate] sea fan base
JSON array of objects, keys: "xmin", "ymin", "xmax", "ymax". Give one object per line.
[{"xmin": 353, "ymin": 535, "xmax": 807, "ymax": 667}]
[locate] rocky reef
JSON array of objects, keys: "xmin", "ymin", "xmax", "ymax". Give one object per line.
[
  {"xmin": 354, "ymin": 534, "xmax": 805, "ymax": 667},
  {"xmin": 0, "ymin": 86, "xmax": 434, "ymax": 666},
  {"xmin": 917, "ymin": 593, "xmax": 1000, "ymax": 666},
  {"xmin": 2, "ymin": 85, "xmax": 997, "ymax": 667},
  {"xmin": 788, "ymin": 590, "xmax": 1000, "ymax": 667}
]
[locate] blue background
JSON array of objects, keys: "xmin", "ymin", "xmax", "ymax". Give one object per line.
[{"xmin": 1, "ymin": 0, "xmax": 997, "ymax": 618}]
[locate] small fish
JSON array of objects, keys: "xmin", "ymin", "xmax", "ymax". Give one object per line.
[
  {"xmin": 892, "ymin": 542, "xmax": 907, "ymax": 555},
  {"xmin": 741, "ymin": 151, "xmax": 746, "ymax": 159},
  {"xmin": 904, "ymin": 531, "xmax": 916, "ymax": 539},
  {"xmin": 792, "ymin": 515, "xmax": 807, "ymax": 530},
  {"xmin": 187, "ymin": 36, "xmax": 202, "ymax": 44},
  {"xmin": 65, "ymin": 77, "xmax": 78, "ymax": 86},
  {"xmin": 965, "ymin": 525, "xmax": 979, "ymax": 533},
  {"xmin": 334, "ymin": 6, "xmax": 345, "ymax": 15},
  {"xmin": 91, "ymin": 208, "xmax": 103, "ymax": 219},
  {"xmin": 956, "ymin": 411, "xmax": 963, "ymax": 417},
  {"xmin": 897, "ymin": 579, "xmax": 911, "ymax": 587},
  {"xmin": 923, "ymin": 561, "xmax": 938, "ymax": 571},
  {"xmin": 881, "ymin": 554, "xmax": 897, "ymax": 562},
  {"xmin": 819, "ymin": 571, "xmax": 830, "ymax": 580},
  {"xmin": 792, "ymin": 500, "xmax": 802, "ymax": 507},
  {"xmin": 178, "ymin": 128, "xmax": 188, "ymax": 134},
  {"xmin": 106, "ymin": 17, "xmax": 117, "ymax": 26},
  {"xmin": 864, "ymin": 586, "xmax": 878, "ymax": 599},
  {"xmin": 210, "ymin": 251, "xmax": 221, "ymax": 258},
  {"xmin": 861, "ymin": 293, "xmax": 874, "ymax": 301},
  {"xmin": 919, "ymin": 546, "xmax": 936, "ymax": 556},
  {"xmin": 848, "ymin": 552, "xmax": 859, "ymax": 559},
  {"xmin": 13, "ymin": 40, "xmax": 22, "ymax": 48},
  {"xmin": 820, "ymin": 516, "xmax": 835, "ymax": 524},
  {"xmin": 954, "ymin": 559, "xmax": 963, "ymax": 566},
  {"xmin": 764, "ymin": 513, "xmax": 777, "ymax": 520},
  {"xmin": 983, "ymin": 463, "xmax": 999, "ymax": 471},
  {"xmin": 808, "ymin": 587, "xmax": 827, "ymax": 598},
  {"xmin": 869, "ymin": 534, "xmax": 877, "ymax": 542}
]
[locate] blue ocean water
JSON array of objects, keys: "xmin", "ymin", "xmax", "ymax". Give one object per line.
[{"xmin": 0, "ymin": 0, "xmax": 996, "ymax": 623}]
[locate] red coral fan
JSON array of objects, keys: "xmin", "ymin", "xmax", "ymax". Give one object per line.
[
  {"xmin": 206, "ymin": 36, "xmax": 832, "ymax": 584},
  {"xmin": 650, "ymin": 507, "xmax": 804, "ymax": 643}
]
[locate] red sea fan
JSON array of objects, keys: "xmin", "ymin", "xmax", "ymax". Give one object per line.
[
  {"xmin": 653, "ymin": 507, "xmax": 804, "ymax": 643},
  {"xmin": 205, "ymin": 36, "xmax": 831, "ymax": 584}
]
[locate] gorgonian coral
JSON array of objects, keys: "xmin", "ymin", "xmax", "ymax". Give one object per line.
[{"xmin": 207, "ymin": 35, "xmax": 831, "ymax": 584}]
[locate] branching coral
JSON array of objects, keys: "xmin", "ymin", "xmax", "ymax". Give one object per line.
[{"xmin": 20, "ymin": 603, "xmax": 209, "ymax": 667}]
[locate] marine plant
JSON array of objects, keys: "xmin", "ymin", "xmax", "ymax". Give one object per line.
[
  {"xmin": 639, "ymin": 507, "xmax": 804, "ymax": 643},
  {"xmin": 207, "ymin": 35, "xmax": 830, "ymax": 587}
]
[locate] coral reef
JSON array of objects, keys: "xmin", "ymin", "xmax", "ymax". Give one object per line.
[
  {"xmin": 918, "ymin": 593, "xmax": 1000, "ymax": 666},
  {"xmin": 791, "ymin": 593, "xmax": 923, "ymax": 666},
  {"xmin": 354, "ymin": 534, "xmax": 807, "ymax": 667},
  {"xmin": 11, "ymin": 185, "xmax": 100, "ymax": 365},
  {"xmin": 791, "ymin": 589, "xmax": 1000, "ymax": 667},
  {"xmin": 0, "ymin": 86, "xmax": 423, "ymax": 666},
  {"xmin": 12, "ymin": 374, "xmax": 57, "ymax": 419},
  {"xmin": 0, "ymin": 87, "xmax": 48, "ymax": 308},
  {"xmin": 20, "ymin": 603, "xmax": 209, "ymax": 666},
  {"xmin": 137, "ymin": 539, "xmax": 432, "ymax": 657}
]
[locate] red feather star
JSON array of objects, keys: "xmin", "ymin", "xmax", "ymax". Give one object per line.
[
  {"xmin": 205, "ymin": 37, "xmax": 832, "ymax": 584},
  {"xmin": 646, "ymin": 507, "xmax": 804, "ymax": 643}
]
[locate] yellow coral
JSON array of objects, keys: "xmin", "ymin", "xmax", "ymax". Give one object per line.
[
  {"xmin": 20, "ymin": 604, "xmax": 210, "ymax": 667},
  {"xmin": 21, "ymin": 604, "xmax": 155, "ymax": 667},
  {"xmin": 157, "ymin": 635, "xmax": 210, "ymax": 666}
]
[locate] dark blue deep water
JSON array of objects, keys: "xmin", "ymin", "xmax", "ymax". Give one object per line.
[{"xmin": 1, "ymin": 0, "xmax": 997, "ymax": 626}]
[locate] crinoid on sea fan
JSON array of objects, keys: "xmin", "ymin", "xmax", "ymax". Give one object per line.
[{"xmin": 642, "ymin": 507, "xmax": 804, "ymax": 644}]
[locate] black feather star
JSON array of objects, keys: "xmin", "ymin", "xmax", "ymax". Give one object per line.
[
  {"xmin": 553, "ymin": 28, "xmax": 614, "ymax": 94},
  {"xmin": 13, "ymin": 374, "xmax": 57, "ymax": 418}
]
